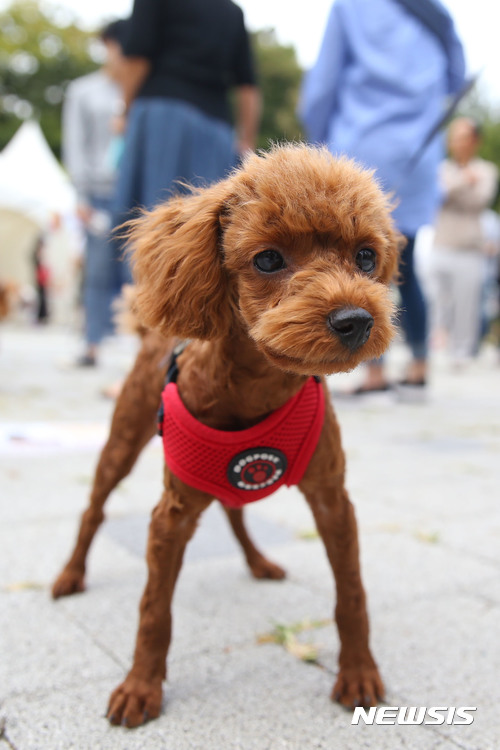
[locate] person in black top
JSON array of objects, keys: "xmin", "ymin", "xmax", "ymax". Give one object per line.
[
  {"xmin": 110, "ymin": 0, "xmax": 260, "ymax": 286},
  {"xmin": 123, "ymin": 0, "xmax": 257, "ymax": 130}
]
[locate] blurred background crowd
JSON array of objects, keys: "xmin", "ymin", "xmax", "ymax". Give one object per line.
[{"xmin": 1, "ymin": 0, "xmax": 500, "ymax": 391}]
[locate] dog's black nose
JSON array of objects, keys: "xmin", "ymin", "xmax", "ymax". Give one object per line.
[{"xmin": 327, "ymin": 307, "xmax": 374, "ymax": 351}]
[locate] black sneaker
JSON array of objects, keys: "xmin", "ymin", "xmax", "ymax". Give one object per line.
[
  {"xmin": 351, "ymin": 382, "xmax": 393, "ymax": 395},
  {"xmin": 75, "ymin": 354, "xmax": 97, "ymax": 367}
]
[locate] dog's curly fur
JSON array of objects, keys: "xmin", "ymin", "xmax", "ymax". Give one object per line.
[{"xmin": 53, "ymin": 144, "xmax": 400, "ymax": 728}]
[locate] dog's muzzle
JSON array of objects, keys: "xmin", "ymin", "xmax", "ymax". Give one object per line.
[{"xmin": 327, "ymin": 307, "xmax": 374, "ymax": 351}]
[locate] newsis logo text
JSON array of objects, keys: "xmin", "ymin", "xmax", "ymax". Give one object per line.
[{"xmin": 351, "ymin": 706, "xmax": 476, "ymax": 726}]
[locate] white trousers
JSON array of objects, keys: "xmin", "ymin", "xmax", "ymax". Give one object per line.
[{"xmin": 431, "ymin": 246, "xmax": 485, "ymax": 359}]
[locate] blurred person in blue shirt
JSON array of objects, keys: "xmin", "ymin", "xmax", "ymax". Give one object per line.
[{"xmin": 300, "ymin": 0, "xmax": 465, "ymax": 394}]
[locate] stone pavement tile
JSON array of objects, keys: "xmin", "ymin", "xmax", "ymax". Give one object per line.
[
  {"xmin": 359, "ymin": 532, "xmax": 498, "ymax": 612},
  {"xmin": 352, "ymin": 480, "xmax": 499, "ymax": 534},
  {"xmin": 0, "ymin": 444, "xmax": 163, "ymax": 524},
  {"xmin": 346, "ymin": 451, "xmax": 498, "ymax": 527},
  {"xmin": 54, "ymin": 580, "xmax": 143, "ymax": 670},
  {"xmin": 1, "ymin": 453, "xmax": 103, "ymax": 524},
  {"xmin": 2, "ymin": 675, "xmax": 158, "ymax": 750},
  {"xmin": 164, "ymin": 647, "xmax": 461, "ymax": 750},
  {"xmin": 258, "ymin": 539, "xmax": 332, "ymax": 593},
  {"xmin": 56, "ymin": 553, "xmax": 336, "ymax": 669},
  {"xmin": 439, "ymin": 514, "xmax": 500, "ymax": 567},
  {"xmin": 471, "ymin": 575, "xmax": 500, "ymax": 606},
  {"xmin": 2, "ymin": 326, "xmax": 498, "ymax": 749},
  {"xmin": 372, "ymin": 592, "xmax": 500, "ymax": 750},
  {"xmin": 348, "ymin": 454, "xmax": 499, "ymax": 520},
  {"xmin": 289, "ymin": 591, "xmax": 499, "ymax": 749},
  {"xmin": 103, "ymin": 499, "xmax": 294, "ymax": 563},
  {"xmin": 172, "ymin": 557, "xmax": 333, "ymax": 652},
  {"xmin": 1, "ymin": 644, "xmax": 461, "ymax": 750},
  {"xmin": 248, "ymin": 430, "xmax": 499, "ymax": 542},
  {"xmin": 52, "ymin": 511, "xmax": 496, "ymax": 670},
  {"xmin": 0, "ymin": 590, "xmax": 122, "ymax": 698},
  {"xmin": 258, "ymin": 532, "xmax": 497, "ymax": 613},
  {"xmin": 0, "ymin": 360, "xmax": 117, "ymax": 425},
  {"xmin": 0, "ymin": 518, "xmax": 81, "ymax": 589},
  {"xmin": 241, "ymin": 486, "xmax": 317, "ymax": 535},
  {"xmin": 0, "ymin": 516, "xmax": 145, "ymax": 590},
  {"xmin": 335, "ymin": 379, "xmax": 499, "ymax": 454}
]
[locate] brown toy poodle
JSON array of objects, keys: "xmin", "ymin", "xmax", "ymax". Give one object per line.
[{"xmin": 52, "ymin": 144, "xmax": 400, "ymax": 727}]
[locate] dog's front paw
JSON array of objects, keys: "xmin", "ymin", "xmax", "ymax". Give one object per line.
[
  {"xmin": 107, "ymin": 676, "xmax": 163, "ymax": 728},
  {"xmin": 249, "ymin": 554, "xmax": 286, "ymax": 580},
  {"xmin": 51, "ymin": 567, "xmax": 85, "ymax": 598},
  {"xmin": 331, "ymin": 665, "xmax": 384, "ymax": 709}
]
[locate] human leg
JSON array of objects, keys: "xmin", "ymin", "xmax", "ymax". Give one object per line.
[
  {"xmin": 448, "ymin": 249, "xmax": 484, "ymax": 361},
  {"xmin": 429, "ymin": 246, "xmax": 453, "ymax": 350},
  {"xmin": 398, "ymin": 235, "xmax": 428, "ymax": 382},
  {"xmin": 77, "ymin": 198, "xmax": 115, "ymax": 365}
]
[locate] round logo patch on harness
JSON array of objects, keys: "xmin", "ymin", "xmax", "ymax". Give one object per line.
[{"xmin": 227, "ymin": 447, "xmax": 287, "ymax": 491}]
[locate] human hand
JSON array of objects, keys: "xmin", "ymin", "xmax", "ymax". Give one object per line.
[
  {"xmin": 464, "ymin": 167, "xmax": 479, "ymax": 186},
  {"xmin": 76, "ymin": 204, "xmax": 93, "ymax": 225}
]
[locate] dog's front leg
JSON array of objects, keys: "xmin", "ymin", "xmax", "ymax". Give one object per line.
[
  {"xmin": 299, "ymin": 402, "xmax": 384, "ymax": 709},
  {"xmin": 52, "ymin": 332, "xmax": 169, "ymax": 598},
  {"xmin": 107, "ymin": 470, "xmax": 212, "ymax": 728}
]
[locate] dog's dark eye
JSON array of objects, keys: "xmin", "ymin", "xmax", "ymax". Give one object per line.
[
  {"xmin": 356, "ymin": 248, "xmax": 377, "ymax": 274},
  {"xmin": 253, "ymin": 249, "xmax": 286, "ymax": 273}
]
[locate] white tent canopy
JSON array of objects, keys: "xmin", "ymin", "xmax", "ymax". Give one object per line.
[
  {"xmin": 0, "ymin": 121, "xmax": 81, "ymax": 324},
  {"xmin": 0, "ymin": 120, "xmax": 76, "ymax": 227}
]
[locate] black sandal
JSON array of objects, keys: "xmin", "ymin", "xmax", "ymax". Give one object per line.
[{"xmin": 351, "ymin": 382, "xmax": 393, "ymax": 395}]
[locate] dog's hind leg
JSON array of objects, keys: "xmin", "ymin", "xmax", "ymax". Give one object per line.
[
  {"xmin": 52, "ymin": 332, "xmax": 170, "ymax": 599},
  {"xmin": 223, "ymin": 506, "xmax": 286, "ymax": 579},
  {"xmin": 107, "ymin": 474, "xmax": 212, "ymax": 728},
  {"xmin": 299, "ymin": 399, "xmax": 384, "ymax": 709}
]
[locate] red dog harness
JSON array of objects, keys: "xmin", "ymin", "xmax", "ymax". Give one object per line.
[{"xmin": 157, "ymin": 376, "xmax": 325, "ymax": 509}]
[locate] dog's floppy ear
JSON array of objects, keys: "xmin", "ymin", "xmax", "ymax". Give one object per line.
[{"xmin": 128, "ymin": 178, "xmax": 235, "ymax": 340}]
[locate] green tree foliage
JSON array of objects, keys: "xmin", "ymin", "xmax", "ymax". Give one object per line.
[
  {"xmin": 0, "ymin": 1, "xmax": 99, "ymax": 156},
  {"xmin": 251, "ymin": 29, "xmax": 304, "ymax": 148},
  {"xmin": 0, "ymin": 1, "xmax": 306, "ymax": 159}
]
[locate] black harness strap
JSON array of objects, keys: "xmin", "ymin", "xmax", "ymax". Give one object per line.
[{"xmin": 157, "ymin": 340, "xmax": 190, "ymax": 436}]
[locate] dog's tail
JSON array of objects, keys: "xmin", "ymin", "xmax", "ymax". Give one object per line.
[{"xmin": 112, "ymin": 284, "xmax": 148, "ymax": 338}]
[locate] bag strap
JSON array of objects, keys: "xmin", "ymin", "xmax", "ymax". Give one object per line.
[
  {"xmin": 392, "ymin": 0, "xmax": 453, "ymax": 54},
  {"xmin": 407, "ymin": 75, "xmax": 478, "ymax": 171},
  {"xmin": 392, "ymin": 0, "xmax": 476, "ymax": 174}
]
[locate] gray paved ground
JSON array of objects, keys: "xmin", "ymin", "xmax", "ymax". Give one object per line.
[{"xmin": 1, "ymin": 323, "xmax": 499, "ymax": 750}]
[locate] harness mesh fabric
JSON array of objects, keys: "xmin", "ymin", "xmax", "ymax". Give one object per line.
[{"xmin": 159, "ymin": 376, "xmax": 325, "ymax": 508}]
